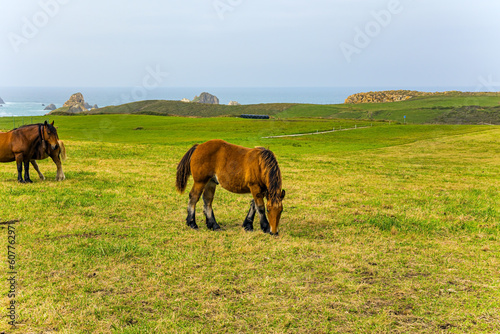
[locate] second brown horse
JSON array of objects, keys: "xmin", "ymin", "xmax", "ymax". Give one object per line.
[
  {"xmin": 0, "ymin": 121, "xmax": 60, "ymax": 183},
  {"xmin": 176, "ymin": 139, "xmax": 285, "ymax": 235}
]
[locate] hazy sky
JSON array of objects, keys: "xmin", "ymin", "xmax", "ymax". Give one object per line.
[{"xmin": 1, "ymin": 0, "xmax": 499, "ymax": 88}]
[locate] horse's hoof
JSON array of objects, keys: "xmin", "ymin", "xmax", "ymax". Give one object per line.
[
  {"xmin": 26, "ymin": 179, "xmax": 33, "ymax": 184},
  {"xmin": 18, "ymin": 180, "xmax": 25, "ymax": 184},
  {"xmin": 243, "ymin": 224, "xmax": 254, "ymax": 231},
  {"xmin": 187, "ymin": 223, "xmax": 199, "ymax": 230},
  {"xmin": 270, "ymin": 232, "xmax": 279, "ymax": 237}
]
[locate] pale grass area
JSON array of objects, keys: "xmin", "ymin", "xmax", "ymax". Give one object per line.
[{"xmin": 0, "ymin": 128, "xmax": 499, "ymax": 333}]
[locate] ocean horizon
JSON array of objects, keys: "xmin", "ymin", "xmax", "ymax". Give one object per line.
[{"xmin": 0, "ymin": 86, "xmax": 479, "ymax": 117}]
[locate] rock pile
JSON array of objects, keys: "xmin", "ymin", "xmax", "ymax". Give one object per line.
[
  {"xmin": 344, "ymin": 90, "xmax": 491, "ymax": 104},
  {"xmin": 44, "ymin": 104, "xmax": 57, "ymax": 111},
  {"xmin": 345, "ymin": 90, "xmax": 422, "ymax": 104},
  {"xmin": 192, "ymin": 92, "xmax": 219, "ymax": 104},
  {"xmin": 62, "ymin": 92, "xmax": 93, "ymax": 112}
]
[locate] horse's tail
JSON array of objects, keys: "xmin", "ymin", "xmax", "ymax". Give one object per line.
[
  {"xmin": 176, "ymin": 144, "xmax": 198, "ymax": 194},
  {"xmin": 58, "ymin": 140, "xmax": 67, "ymax": 161}
]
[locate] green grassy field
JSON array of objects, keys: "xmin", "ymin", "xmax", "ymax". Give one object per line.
[{"xmin": 1, "ymin": 112, "xmax": 499, "ymax": 333}]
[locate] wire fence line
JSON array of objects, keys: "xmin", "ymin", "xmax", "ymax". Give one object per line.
[{"xmin": 262, "ymin": 125, "xmax": 372, "ymax": 139}]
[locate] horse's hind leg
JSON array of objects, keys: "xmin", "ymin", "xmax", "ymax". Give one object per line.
[
  {"xmin": 203, "ymin": 180, "xmax": 220, "ymax": 231},
  {"xmin": 31, "ymin": 160, "xmax": 45, "ymax": 180},
  {"xmin": 242, "ymin": 200, "xmax": 256, "ymax": 231},
  {"xmin": 186, "ymin": 182, "xmax": 206, "ymax": 230}
]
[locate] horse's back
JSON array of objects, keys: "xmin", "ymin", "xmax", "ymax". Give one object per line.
[{"xmin": 191, "ymin": 140, "xmax": 260, "ymax": 193}]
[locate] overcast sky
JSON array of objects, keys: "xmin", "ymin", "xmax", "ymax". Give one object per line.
[{"xmin": 1, "ymin": 0, "xmax": 499, "ymax": 88}]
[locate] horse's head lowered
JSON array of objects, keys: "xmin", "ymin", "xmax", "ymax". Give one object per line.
[
  {"xmin": 260, "ymin": 148, "xmax": 286, "ymax": 235},
  {"xmin": 41, "ymin": 121, "xmax": 59, "ymax": 150},
  {"xmin": 267, "ymin": 189, "xmax": 286, "ymax": 236}
]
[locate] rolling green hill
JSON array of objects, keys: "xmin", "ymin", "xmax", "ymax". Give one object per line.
[
  {"xmin": 51, "ymin": 100, "xmax": 297, "ymax": 118},
  {"xmin": 49, "ymin": 91, "xmax": 500, "ymax": 124}
]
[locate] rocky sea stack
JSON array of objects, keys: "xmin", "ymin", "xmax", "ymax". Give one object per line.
[
  {"xmin": 50, "ymin": 92, "xmax": 95, "ymax": 114},
  {"xmin": 63, "ymin": 92, "xmax": 92, "ymax": 112},
  {"xmin": 192, "ymin": 92, "xmax": 219, "ymax": 104},
  {"xmin": 44, "ymin": 104, "xmax": 57, "ymax": 111},
  {"xmin": 0, "ymin": 96, "xmax": 4, "ymax": 104}
]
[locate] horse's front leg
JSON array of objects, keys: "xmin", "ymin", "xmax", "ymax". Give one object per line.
[
  {"xmin": 186, "ymin": 182, "xmax": 206, "ymax": 230},
  {"xmin": 250, "ymin": 187, "xmax": 270, "ymax": 233},
  {"xmin": 242, "ymin": 199, "xmax": 256, "ymax": 231},
  {"xmin": 31, "ymin": 160, "xmax": 45, "ymax": 181},
  {"xmin": 15, "ymin": 154, "xmax": 25, "ymax": 183},
  {"xmin": 202, "ymin": 180, "xmax": 220, "ymax": 231},
  {"xmin": 50, "ymin": 154, "xmax": 65, "ymax": 181},
  {"xmin": 23, "ymin": 160, "xmax": 33, "ymax": 183}
]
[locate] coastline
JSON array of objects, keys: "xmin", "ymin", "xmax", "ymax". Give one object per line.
[{"xmin": 0, "ymin": 86, "xmax": 484, "ymax": 117}]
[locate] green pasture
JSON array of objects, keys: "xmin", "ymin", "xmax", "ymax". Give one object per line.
[{"xmin": 1, "ymin": 113, "xmax": 499, "ymax": 333}]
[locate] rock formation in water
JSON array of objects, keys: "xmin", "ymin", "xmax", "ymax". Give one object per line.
[
  {"xmin": 0, "ymin": 96, "xmax": 4, "ymax": 104},
  {"xmin": 62, "ymin": 92, "xmax": 92, "ymax": 113},
  {"xmin": 192, "ymin": 92, "xmax": 219, "ymax": 104},
  {"xmin": 44, "ymin": 104, "xmax": 57, "ymax": 111}
]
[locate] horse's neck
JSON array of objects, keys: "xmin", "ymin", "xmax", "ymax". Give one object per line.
[{"xmin": 18, "ymin": 126, "xmax": 40, "ymax": 142}]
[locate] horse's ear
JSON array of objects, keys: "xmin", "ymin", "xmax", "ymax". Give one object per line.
[
  {"xmin": 51, "ymin": 121, "xmax": 54, "ymax": 126},
  {"xmin": 281, "ymin": 189, "xmax": 286, "ymax": 200},
  {"xmin": 44, "ymin": 120, "xmax": 48, "ymax": 125}
]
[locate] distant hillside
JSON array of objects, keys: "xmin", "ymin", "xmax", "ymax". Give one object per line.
[
  {"xmin": 280, "ymin": 92, "xmax": 500, "ymax": 124},
  {"xmin": 345, "ymin": 90, "xmax": 500, "ymax": 104},
  {"xmin": 48, "ymin": 92, "xmax": 500, "ymax": 125},
  {"xmin": 50, "ymin": 100, "xmax": 296, "ymax": 117},
  {"xmin": 432, "ymin": 105, "xmax": 500, "ymax": 125}
]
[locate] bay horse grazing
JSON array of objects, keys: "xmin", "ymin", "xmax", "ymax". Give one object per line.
[
  {"xmin": 30, "ymin": 138, "xmax": 66, "ymax": 181},
  {"xmin": 0, "ymin": 121, "xmax": 60, "ymax": 183},
  {"xmin": 176, "ymin": 139, "xmax": 285, "ymax": 235}
]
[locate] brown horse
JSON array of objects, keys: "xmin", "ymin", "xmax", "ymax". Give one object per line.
[
  {"xmin": 30, "ymin": 139, "xmax": 66, "ymax": 181},
  {"xmin": 176, "ymin": 139, "xmax": 285, "ymax": 235},
  {"xmin": 0, "ymin": 121, "xmax": 60, "ymax": 183}
]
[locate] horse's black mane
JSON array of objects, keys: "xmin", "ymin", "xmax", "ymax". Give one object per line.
[{"xmin": 258, "ymin": 148, "xmax": 282, "ymax": 204}]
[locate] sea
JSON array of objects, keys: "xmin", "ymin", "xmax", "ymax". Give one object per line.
[{"xmin": 0, "ymin": 86, "xmax": 477, "ymax": 118}]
